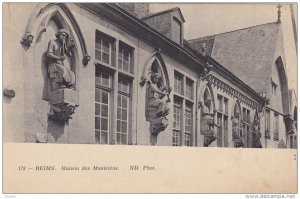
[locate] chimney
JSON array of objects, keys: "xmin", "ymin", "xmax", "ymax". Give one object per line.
[{"xmin": 118, "ymin": 3, "xmax": 150, "ymax": 18}]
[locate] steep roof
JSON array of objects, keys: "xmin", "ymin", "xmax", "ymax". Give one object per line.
[{"xmin": 188, "ymin": 22, "xmax": 281, "ymax": 93}]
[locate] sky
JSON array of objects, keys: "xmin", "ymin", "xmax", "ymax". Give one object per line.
[{"xmin": 151, "ymin": 3, "xmax": 297, "ymax": 93}]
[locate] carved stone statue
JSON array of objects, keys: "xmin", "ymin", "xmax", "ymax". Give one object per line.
[
  {"xmin": 252, "ymin": 117, "xmax": 262, "ymax": 148},
  {"xmin": 148, "ymin": 73, "xmax": 170, "ymax": 117},
  {"xmin": 200, "ymin": 96, "xmax": 218, "ymax": 147},
  {"xmin": 232, "ymin": 111, "xmax": 244, "ymax": 148},
  {"xmin": 45, "ymin": 29, "xmax": 79, "ymax": 123},
  {"xmin": 147, "ymin": 72, "xmax": 171, "ymax": 135},
  {"xmin": 46, "ymin": 29, "xmax": 76, "ymax": 90}
]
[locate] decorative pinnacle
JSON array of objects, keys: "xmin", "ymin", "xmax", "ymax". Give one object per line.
[{"xmin": 277, "ymin": 4, "xmax": 282, "ymax": 23}]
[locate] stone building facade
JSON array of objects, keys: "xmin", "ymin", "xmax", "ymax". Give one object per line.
[{"xmin": 3, "ymin": 3, "xmax": 297, "ymax": 148}]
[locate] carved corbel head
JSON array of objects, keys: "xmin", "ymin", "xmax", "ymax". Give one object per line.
[
  {"xmin": 82, "ymin": 54, "xmax": 91, "ymax": 65},
  {"xmin": 21, "ymin": 33, "xmax": 34, "ymax": 47},
  {"xmin": 140, "ymin": 76, "xmax": 148, "ymax": 86},
  {"xmin": 3, "ymin": 88, "xmax": 15, "ymax": 98}
]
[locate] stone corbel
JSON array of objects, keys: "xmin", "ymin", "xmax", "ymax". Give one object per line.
[
  {"xmin": 3, "ymin": 88, "xmax": 15, "ymax": 98},
  {"xmin": 21, "ymin": 33, "xmax": 34, "ymax": 47},
  {"xmin": 48, "ymin": 103, "xmax": 78, "ymax": 122},
  {"xmin": 48, "ymin": 88, "xmax": 79, "ymax": 122},
  {"xmin": 204, "ymin": 135, "xmax": 217, "ymax": 147},
  {"xmin": 150, "ymin": 117, "xmax": 168, "ymax": 135},
  {"xmin": 82, "ymin": 54, "xmax": 91, "ymax": 65}
]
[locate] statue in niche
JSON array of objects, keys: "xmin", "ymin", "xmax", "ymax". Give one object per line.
[
  {"xmin": 46, "ymin": 29, "xmax": 76, "ymax": 90},
  {"xmin": 45, "ymin": 29, "xmax": 78, "ymax": 122},
  {"xmin": 252, "ymin": 117, "xmax": 262, "ymax": 148},
  {"xmin": 147, "ymin": 72, "xmax": 171, "ymax": 135},
  {"xmin": 200, "ymin": 95, "xmax": 219, "ymax": 147},
  {"xmin": 232, "ymin": 110, "xmax": 244, "ymax": 148}
]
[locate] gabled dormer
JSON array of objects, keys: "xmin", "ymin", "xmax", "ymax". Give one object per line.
[{"xmin": 141, "ymin": 7, "xmax": 185, "ymax": 46}]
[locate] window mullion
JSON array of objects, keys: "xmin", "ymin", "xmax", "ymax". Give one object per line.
[{"xmin": 111, "ymin": 71, "xmax": 118, "ymax": 145}]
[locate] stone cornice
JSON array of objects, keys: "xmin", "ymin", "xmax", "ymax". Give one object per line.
[
  {"xmin": 77, "ymin": 3, "xmax": 207, "ymax": 73},
  {"xmin": 206, "ymin": 74, "xmax": 264, "ymax": 110},
  {"xmin": 207, "ymin": 56, "xmax": 267, "ymax": 105}
]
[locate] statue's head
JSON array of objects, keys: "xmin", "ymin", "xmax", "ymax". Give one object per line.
[
  {"xmin": 55, "ymin": 29, "xmax": 69, "ymax": 43},
  {"xmin": 150, "ymin": 73, "xmax": 159, "ymax": 83}
]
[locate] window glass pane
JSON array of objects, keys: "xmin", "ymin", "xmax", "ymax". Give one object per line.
[
  {"xmin": 123, "ymin": 50, "xmax": 130, "ymax": 61},
  {"xmin": 102, "ymin": 39, "xmax": 110, "ymax": 53},
  {"xmin": 117, "ymin": 107, "xmax": 121, "ymax": 120},
  {"xmin": 186, "ymin": 79, "xmax": 193, "ymax": 99},
  {"xmin": 224, "ymin": 98, "xmax": 228, "ymax": 114},
  {"xmin": 95, "ymin": 131, "xmax": 100, "ymax": 143},
  {"xmin": 173, "ymin": 101, "xmax": 181, "ymax": 130},
  {"xmin": 102, "ymin": 52, "xmax": 109, "ymax": 64},
  {"xmin": 95, "ymin": 50, "xmax": 101, "ymax": 61},
  {"xmin": 174, "ymin": 74, "xmax": 183, "ymax": 94},
  {"xmin": 95, "ymin": 117, "xmax": 100, "ymax": 130},
  {"xmin": 101, "ymin": 73, "xmax": 110, "ymax": 87},
  {"xmin": 118, "ymin": 79, "xmax": 130, "ymax": 94},
  {"xmin": 101, "ymin": 118, "xmax": 108, "ymax": 130},
  {"xmin": 95, "ymin": 75, "xmax": 101, "ymax": 85},
  {"xmin": 118, "ymin": 58, "xmax": 122, "ymax": 69},
  {"xmin": 172, "ymin": 130, "xmax": 180, "ymax": 146},
  {"xmin": 122, "ymin": 96, "xmax": 128, "ymax": 108},
  {"xmin": 123, "ymin": 61, "xmax": 129, "ymax": 72},
  {"xmin": 100, "ymin": 132, "xmax": 108, "ymax": 144},
  {"xmin": 117, "ymin": 95, "xmax": 121, "ymax": 106},
  {"xmin": 122, "ymin": 109, "xmax": 127, "ymax": 120},
  {"xmin": 102, "ymin": 91, "xmax": 108, "ymax": 104},
  {"xmin": 101, "ymin": 105, "xmax": 108, "ymax": 117},
  {"xmin": 122, "ymin": 121, "xmax": 127, "ymax": 133},
  {"xmin": 95, "ymin": 42, "xmax": 101, "ymax": 50},
  {"xmin": 95, "ymin": 104, "xmax": 100, "ymax": 116},
  {"xmin": 119, "ymin": 43, "xmax": 133, "ymax": 73},
  {"xmin": 117, "ymin": 121, "xmax": 121, "ymax": 132},
  {"xmin": 217, "ymin": 95, "xmax": 223, "ymax": 112},
  {"xmin": 95, "ymin": 88, "xmax": 100, "ymax": 102}
]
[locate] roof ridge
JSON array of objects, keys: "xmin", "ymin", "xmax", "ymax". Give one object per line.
[
  {"xmin": 141, "ymin": 7, "xmax": 181, "ymax": 20},
  {"xmin": 188, "ymin": 21, "xmax": 278, "ymax": 42}
]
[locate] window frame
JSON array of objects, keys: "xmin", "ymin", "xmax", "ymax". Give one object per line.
[
  {"xmin": 118, "ymin": 41, "xmax": 134, "ymax": 74},
  {"xmin": 95, "ymin": 71, "xmax": 112, "ymax": 145},
  {"xmin": 95, "ymin": 30, "xmax": 135, "ymax": 145}
]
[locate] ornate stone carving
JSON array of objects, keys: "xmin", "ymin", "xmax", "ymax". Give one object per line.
[
  {"xmin": 147, "ymin": 72, "xmax": 171, "ymax": 135},
  {"xmin": 252, "ymin": 113, "xmax": 262, "ymax": 148},
  {"xmin": 82, "ymin": 54, "xmax": 91, "ymax": 65},
  {"xmin": 48, "ymin": 103, "xmax": 77, "ymax": 122},
  {"xmin": 3, "ymin": 89, "xmax": 15, "ymax": 98},
  {"xmin": 21, "ymin": 33, "xmax": 34, "ymax": 47},
  {"xmin": 48, "ymin": 88, "xmax": 79, "ymax": 122},
  {"xmin": 46, "ymin": 29, "xmax": 76, "ymax": 90},
  {"xmin": 200, "ymin": 93, "xmax": 218, "ymax": 147},
  {"xmin": 232, "ymin": 110, "xmax": 244, "ymax": 148},
  {"xmin": 45, "ymin": 29, "xmax": 79, "ymax": 123}
]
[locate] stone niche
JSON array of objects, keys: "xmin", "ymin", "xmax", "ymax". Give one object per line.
[
  {"xmin": 145, "ymin": 60, "xmax": 171, "ymax": 135},
  {"xmin": 199, "ymin": 87, "xmax": 218, "ymax": 147},
  {"xmin": 231, "ymin": 99, "xmax": 244, "ymax": 148},
  {"xmin": 141, "ymin": 53, "xmax": 171, "ymax": 145}
]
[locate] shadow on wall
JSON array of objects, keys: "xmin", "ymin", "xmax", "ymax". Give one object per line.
[
  {"xmin": 47, "ymin": 119, "xmax": 66, "ymax": 142},
  {"xmin": 150, "ymin": 133, "xmax": 158, "ymax": 146},
  {"xmin": 278, "ymin": 139, "xmax": 286, "ymax": 148},
  {"xmin": 3, "ymin": 95, "xmax": 13, "ymax": 104}
]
